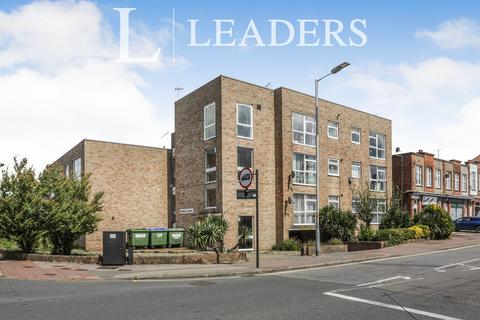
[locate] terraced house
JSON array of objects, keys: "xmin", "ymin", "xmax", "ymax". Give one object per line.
[
  {"xmin": 393, "ymin": 150, "xmax": 479, "ymax": 220},
  {"xmin": 174, "ymin": 75, "xmax": 392, "ymax": 250}
]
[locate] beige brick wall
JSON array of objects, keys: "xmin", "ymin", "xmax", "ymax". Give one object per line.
[
  {"xmin": 55, "ymin": 140, "xmax": 171, "ymax": 251},
  {"xmin": 274, "ymin": 88, "xmax": 392, "ymax": 240}
]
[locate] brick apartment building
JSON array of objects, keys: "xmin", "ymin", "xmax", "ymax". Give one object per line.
[
  {"xmin": 393, "ymin": 150, "xmax": 479, "ymax": 220},
  {"xmin": 53, "ymin": 139, "xmax": 173, "ymax": 251},
  {"xmin": 174, "ymin": 75, "xmax": 392, "ymax": 250}
]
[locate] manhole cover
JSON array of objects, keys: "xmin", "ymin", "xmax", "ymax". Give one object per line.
[{"xmin": 190, "ymin": 281, "xmax": 215, "ymax": 286}]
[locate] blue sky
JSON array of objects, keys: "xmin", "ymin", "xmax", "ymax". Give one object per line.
[{"xmin": 1, "ymin": 0, "xmax": 479, "ymax": 169}]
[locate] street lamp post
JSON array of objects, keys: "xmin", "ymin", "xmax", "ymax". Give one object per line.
[{"xmin": 315, "ymin": 62, "xmax": 350, "ymax": 257}]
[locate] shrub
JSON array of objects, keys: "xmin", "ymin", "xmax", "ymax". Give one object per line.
[
  {"xmin": 358, "ymin": 226, "xmax": 376, "ymax": 241},
  {"xmin": 414, "ymin": 205, "xmax": 454, "ymax": 239},
  {"xmin": 318, "ymin": 206, "xmax": 357, "ymax": 242},
  {"xmin": 376, "ymin": 228, "xmax": 415, "ymax": 246},
  {"xmin": 188, "ymin": 215, "xmax": 230, "ymax": 250},
  {"xmin": 272, "ymin": 238, "xmax": 301, "ymax": 251},
  {"xmin": 328, "ymin": 238, "xmax": 344, "ymax": 245},
  {"xmin": 408, "ymin": 225, "xmax": 431, "ymax": 239},
  {"xmin": 380, "ymin": 186, "xmax": 411, "ymax": 229}
]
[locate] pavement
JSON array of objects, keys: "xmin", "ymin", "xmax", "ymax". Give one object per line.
[
  {"xmin": 1, "ymin": 238, "xmax": 480, "ymax": 320},
  {"xmin": 1, "ymin": 232, "xmax": 480, "ymax": 281}
]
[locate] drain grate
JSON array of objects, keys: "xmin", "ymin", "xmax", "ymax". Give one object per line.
[
  {"xmin": 190, "ymin": 281, "xmax": 215, "ymax": 287},
  {"xmin": 23, "ymin": 266, "xmax": 34, "ymax": 269}
]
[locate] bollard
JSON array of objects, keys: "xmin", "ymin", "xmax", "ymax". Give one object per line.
[{"xmin": 127, "ymin": 246, "xmax": 134, "ymax": 265}]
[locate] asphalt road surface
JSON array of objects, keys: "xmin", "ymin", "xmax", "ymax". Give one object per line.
[{"xmin": 1, "ymin": 245, "xmax": 480, "ymax": 320}]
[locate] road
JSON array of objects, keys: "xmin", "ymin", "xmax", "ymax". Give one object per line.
[{"xmin": 1, "ymin": 245, "xmax": 479, "ymax": 320}]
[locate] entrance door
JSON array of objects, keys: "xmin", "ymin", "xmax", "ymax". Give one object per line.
[
  {"xmin": 450, "ymin": 202, "xmax": 463, "ymax": 221},
  {"xmin": 238, "ymin": 216, "xmax": 253, "ymax": 250}
]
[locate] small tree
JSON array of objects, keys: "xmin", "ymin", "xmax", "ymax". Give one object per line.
[
  {"xmin": 318, "ymin": 206, "xmax": 357, "ymax": 242},
  {"xmin": 38, "ymin": 165, "xmax": 103, "ymax": 255},
  {"xmin": 0, "ymin": 158, "xmax": 42, "ymax": 252},
  {"xmin": 380, "ymin": 186, "xmax": 411, "ymax": 229},
  {"xmin": 352, "ymin": 182, "xmax": 380, "ymax": 228}
]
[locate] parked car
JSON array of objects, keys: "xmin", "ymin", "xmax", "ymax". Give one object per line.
[{"xmin": 454, "ymin": 217, "xmax": 480, "ymax": 232}]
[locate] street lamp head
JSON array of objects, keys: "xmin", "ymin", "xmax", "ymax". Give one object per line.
[{"xmin": 330, "ymin": 62, "xmax": 350, "ymax": 74}]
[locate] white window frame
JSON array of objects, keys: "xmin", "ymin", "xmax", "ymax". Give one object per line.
[
  {"xmin": 426, "ymin": 167, "xmax": 432, "ymax": 187},
  {"xmin": 327, "ymin": 121, "xmax": 339, "ymax": 140},
  {"xmin": 205, "ymin": 147, "xmax": 216, "ymax": 184},
  {"xmin": 446, "ymin": 172, "xmax": 452, "ymax": 190},
  {"xmin": 237, "ymin": 104, "xmax": 253, "ymax": 139},
  {"xmin": 462, "ymin": 174, "xmax": 468, "ymax": 192},
  {"xmin": 371, "ymin": 199, "xmax": 387, "ymax": 225},
  {"xmin": 351, "ymin": 161, "xmax": 361, "ymax": 179},
  {"xmin": 328, "ymin": 195, "xmax": 340, "ymax": 210},
  {"xmin": 237, "ymin": 146, "xmax": 254, "ymax": 174},
  {"xmin": 415, "ymin": 165, "xmax": 423, "ymax": 186},
  {"xmin": 204, "ymin": 103, "xmax": 216, "ymax": 140},
  {"xmin": 454, "ymin": 173, "xmax": 460, "ymax": 191},
  {"xmin": 435, "ymin": 169, "xmax": 442, "ymax": 189},
  {"xmin": 293, "ymin": 194, "xmax": 316, "ymax": 226},
  {"xmin": 351, "ymin": 128, "xmax": 361, "ymax": 144},
  {"xmin": 472, "ymin": 172, "xmax": 478, "ymax": 192},
  {"xmin": 292, "ymin": 112, "xmax": 316, "ymax": 147},
  {"xmin": 73, "ymin": 157, "xmax": 82, "ymax": 180},
  {"xmin": 328, "ymin": 158, "xmax": 340, "ymax": 177},
  {"xmin": 205, "ymin": 186, "xmax": 216, "ymax": 209},
  {"xmin": 370, "ymin": 165, "xmax": 386, "ymax": 192},
  {"xmin": 292, "ymin": 153, "xmax": 317, "ymax": 186},
  {"xmin": 369, "ymin": 132, "xmax": 386, "ymax": 160}
]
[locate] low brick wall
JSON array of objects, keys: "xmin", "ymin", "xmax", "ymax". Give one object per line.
[
  {"xmin": 346, "ymin": 241, "xmax": 385, "ymax": 252},
  {"xmin": 0, "ymin": 250, "xmax": 246, "ymax": 265},
  {"xmin": 306, "ymin": 244, "xmax": 348, "ymax": 254},
  {"xmin": 0, "ymin": 250, "xmax": 100, "ymax": 264}
]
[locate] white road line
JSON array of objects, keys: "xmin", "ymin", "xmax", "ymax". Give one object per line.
[
  {"xmin": 356, "ymin": 276, "xmax": 411, "ymax": 287},
  {"xmin": 324, "ymin": 292, "xmax": 463, "ymax": 320},
  {"xmin": 434, "ymin": 258, "xmax": 480, "ymax": 272},
  {"xmin": 264, "ymin": 243, "xmax": 480, "ymax": 276}
]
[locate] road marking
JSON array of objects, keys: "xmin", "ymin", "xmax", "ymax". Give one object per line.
[
  {"xmin": 434, "ymin": 258, "xmax": 480, "ymax": 272},
  {"xmin": 264, "ymin": 243, "xmax": 480, "ymax": 276},
  {"xmin": 356, "ymin": 276, "xmax": 411, "ymax": 287},
  {"xmin": 324, "ymin": 292, "xmax": 463, "ymax": 320}
]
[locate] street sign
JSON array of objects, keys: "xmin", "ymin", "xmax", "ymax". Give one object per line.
[
  {"xmin": 238, "ymin": 167, "xmax": 253, "ymax": 189},
  {"xmin": 179, "ymin": 208, "xmax": 194, "ymax": 214},
  {"xmin": 236, "ymin": 189, "xmax": 257, "ymax": 199}
]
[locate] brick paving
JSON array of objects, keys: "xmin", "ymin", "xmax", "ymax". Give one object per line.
[{"xmin": 0, "ymin": 260, "xmax": 101, "ymax": 281}]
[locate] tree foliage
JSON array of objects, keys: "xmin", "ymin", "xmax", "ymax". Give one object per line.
[
  {"xmin": 188, "ymin": 215, "xmax": 229, "ymax": 250},
  {"xmin": 38, "ymin": 165, "xmax": 103, "ymax": 255},
  {"xmin": 380, "ymin": 186, "xmax": 411, "ymax": 229},
  {"xmin": 318, "ymin": 206, "xmax": 357, "ymax": 242},
  {"xmin": 0, "ymin": 158, "xmax": 42, "ymax": 253},
  {"xmin": 352, "ymin": 182, "xmax": 381, "ymax": 228},
  {"xmin": 414, "ymin": 205, "xmax": 454, "ymax": 239}
]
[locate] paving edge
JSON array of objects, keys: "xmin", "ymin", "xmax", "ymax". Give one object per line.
[{"xmin": 111, "ymin": 242, "xmax": 480, "ymax": 281}]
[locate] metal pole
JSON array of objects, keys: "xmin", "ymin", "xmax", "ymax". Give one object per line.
[
  {"xmin": 255, "ymin": 169, "xmax": 260, "ymax": 268},
  {"xmin": 315, "ymin": 80, "xmax": 320, "ymax": 256}
]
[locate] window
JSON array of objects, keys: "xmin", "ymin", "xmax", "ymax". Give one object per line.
[
  {"xmin": 327, "ymin": 122, "xmax": 339, "ymax": 139},
  {"xmin": 204, "ymin": 103, "xmax": 216, "ymax": 140},
  {"xmin": 435, "ymin": 169, "xmax": 442, "ymax": 189},
  {"xmin": 292, "ymin": 112, "xmax": 316, "ymax": 146},
  {"xmin": 426, "ymin": 167, "xmax": 432, "ymax": 187},
  {"xmin": 415, "ymin": 165, "xmax": 423, "ymax": 186},
  {"xmin": 351, "ymin": 128, "xmax": 361, "ymax": 144},
  {"xmin": 351, "ymin": 198, "xmax": 360, "ymax": 213},
  {"xmin": 454, "ymin": 173, "xmax": 460, "ymax": 191},
  {"xmin": 351, "ymin": 162, "xmax": 361, "ymax": 179},
  {"xmin": 370, "ymin": 165, "xmax": 386, "ymax": 192},
  {"xmin": 205, "ymin": 187, "xmax": 216, "ymax": 208},
  {"xmin": 328, "ymin": 196, "xmax": 340, "ymax": 210},
  {"xmin": 328, "ymin": 158, "xmax": 340, "ymax": 176},
  {"xmin": 369, "ymin": 132, "xmax": 386, "ymax": 159},
  {"xmin": 293, "ymin": 153, "xmax": 316, "ymax": 185},
  {"xmin": 237, "ymin": 104, "xmax": 253, "ymax": 139},
  {"xmin": 293, "ymin": 194, "xmax": 316, "ymax": 225},
  {"xmin": 462, "ymin": 174, "xmax": 467, "ymax": 192},
  {"xmin": 73, "ymin": 157, "xmax": 82, "ymax": 180},
  {"xmin": 205, "ymin": 148, "xmax": 216, "ymax": 183},
  {"xmin": 445, "ymin": 172, "xmax": 452, "ymax": 190},
  {"xmin": 237, "ymin": 146, "xmax": 253, "ymax": 175},
  {"xmin": 372, "ymin": 199, "xmax": 387, "ymax": 224},
  {"xmin": 64, "ymin": 164, "xmax": 69, "ymax": 178},
  {"xmin": 472, "ymin": 172, "xmax": 477, "ymax": 192}
]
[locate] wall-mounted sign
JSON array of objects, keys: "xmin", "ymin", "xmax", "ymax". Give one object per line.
[{"xmin": 179, "ymin": 208, "xmax": 194, "ymax": 214}]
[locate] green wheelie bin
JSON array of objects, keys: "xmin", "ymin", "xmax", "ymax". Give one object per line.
[
  {"xmin": 168, "ymin": 228, "xmax": 185, "ymax": 247},
  {"xmin": 149, "ymin": 228, "xmax": 168, "ymax": 248},
  {"xmin": 127, "ymin": 228, "xmax": 149, "ymax": 249}
]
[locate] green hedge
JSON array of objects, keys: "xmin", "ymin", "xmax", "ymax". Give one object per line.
[
  {"xmin": 272, "ymin": 238, "xmax": 302, "ymax": 251},
  {"xmin": 414, "ymin": 205, "xmax": 454, "ymax": 239}
]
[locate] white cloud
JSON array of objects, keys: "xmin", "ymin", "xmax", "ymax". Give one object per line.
[
  {"xmin": 0, "ymin": 1, "xmax": 178, "ymax": 171},
  {"xmin": 416, "ymin": 17, "xmax": 480, "ymax": 49},
  {"xmin": 329, "ymin": 57, "xmax": 480, "ymax": 161}
]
